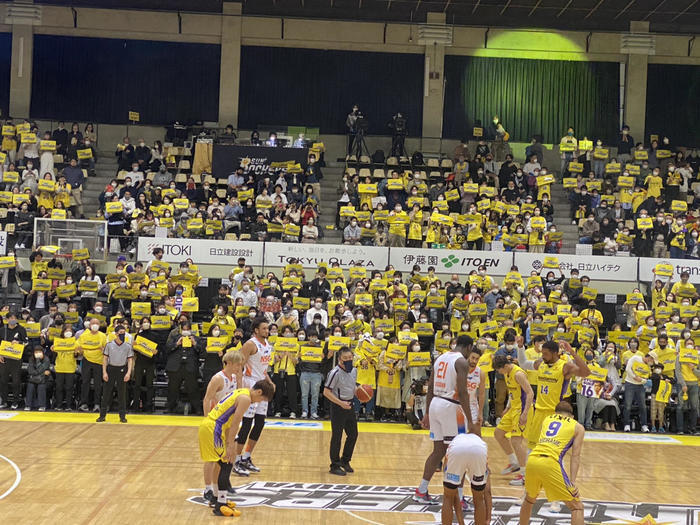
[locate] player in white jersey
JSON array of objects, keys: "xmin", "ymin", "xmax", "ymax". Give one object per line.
[
  {"xmin": 201, "ymin": 350, "xmax": 246, "ymax": 505},
  {"xmin": 234, "ymin": 318, "xmax": 274, "ymax": 476},
  {"xmin": 466, "ymin": 346, "xmax": 486, "ymax": 437},
  {"xmin": 441, "ymin": 433, "xmax": 492, "ymax": 525},
  {"xmin": 414, "ymin": 335, "xmax": 477, "ymax": 504}
]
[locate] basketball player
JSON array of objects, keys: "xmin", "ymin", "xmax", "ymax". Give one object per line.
[
  {"xmin": 492, "ymin": 354, "xmax": 533, "ymax": 486},
  {"xmin": 467, "ymin": 346, "xmax": 486, "ymax": 437},
  {"xmin": 441, "ymin": 432, "xmax": 492, "ymax": 525},
  {"xmin": 414, "ymin": 335, "xmax": 476, "ymax": 504},
  {"xmin": 234, "ymin": 318, "xmax": 274, "ymax": 476},
  {"xmin": 519, "ymin": 401, "xmax": 585, "ymax": 525},
  {"xmin": 198, "ymin": 381, "xmax": 275, "ymax": 516},
  {"xmin": 201, "ymin": 350, "xmax": 245, "ymax": 505},
  {"xmin": 517, "ymin": 340, "xmax": 589, "ymax": 511}
]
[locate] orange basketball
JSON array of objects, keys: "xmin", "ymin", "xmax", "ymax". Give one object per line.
[{"xmin": 355, "ymin": 384, "xmax": 374, "ymax": 403}]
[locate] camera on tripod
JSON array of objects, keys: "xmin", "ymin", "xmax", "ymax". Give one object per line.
[
  {"xmin": 391, "ymin": 113, "xmax": 407, "ymax": 136},
  {"xmin": 355, "ymin": 113, "xmax": 369, "ymax": 134}
]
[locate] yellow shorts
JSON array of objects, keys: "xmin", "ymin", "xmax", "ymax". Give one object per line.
[
  {"xmin": 198, "ymin": 420, "xmax": 226, "ymax": 462},
  {"xmin": 524, "ymin": 454, "xmax": 580, "ymax": 502},
  {"xmin": 496, "ymin": 405, "xmax": 533, "ymax": 437},
  {"xmin": 526, "ymin": 408, "xmax": 555, "ymax": 449}
]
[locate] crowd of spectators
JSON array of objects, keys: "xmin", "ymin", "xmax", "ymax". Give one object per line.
[
  {"xmin": 0, "ymin": 120, "xmax": 97, "ymax": 242},
  {"xmin": 0, "ymin": 251, "xmax": 697, "ymax": 437}
]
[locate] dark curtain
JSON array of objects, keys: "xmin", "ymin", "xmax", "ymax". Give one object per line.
[
  {"xmin": 0, "ymin": 33, "xmax": 11, "ymax": 118},
  {"xmin": 443, "ymin": 55, "xmax": 619, "ymax": 143},
  {"xmin": 31, "ymin": 36, "xmax": 220, "ymax": 124},
  {"xmin": 239, "ymin": 46, "xmax": 424, "ymax": 136},
  {"xmin": 646, "ymin": 64, "xmax": 700, "ymax": 147}
]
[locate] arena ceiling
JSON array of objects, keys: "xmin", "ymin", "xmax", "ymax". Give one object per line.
[{"xmin": 35, "ymin": 0, "xmax": 700, "ymax": 33}]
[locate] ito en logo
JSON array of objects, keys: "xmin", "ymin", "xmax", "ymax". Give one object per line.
[{"xmin": 441, "ymin": 255, "xmax": 460, "ymax": 268}]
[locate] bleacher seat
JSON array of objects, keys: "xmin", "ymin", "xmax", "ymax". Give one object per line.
[{"xmin": 373, "ymin": 168, "xmax": 385, "ymax": 179}]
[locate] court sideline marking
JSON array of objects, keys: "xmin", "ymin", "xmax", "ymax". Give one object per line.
[
  {"xmin": 343, "ymin": 510, "xmax": 386, "ymax": 525},
  {"xmin": 0, "ymin": 454, "xmax": 21, "ymax": 500}
]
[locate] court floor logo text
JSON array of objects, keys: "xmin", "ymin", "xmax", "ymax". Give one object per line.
[{"xmin": 187, "ymin": 481, "xmax": 699, "ymax": 524}]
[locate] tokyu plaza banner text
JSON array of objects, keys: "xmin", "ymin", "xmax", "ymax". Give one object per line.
[{"xmin": 137, "ymin": 238, "xmax": 700, "ymax": 283}]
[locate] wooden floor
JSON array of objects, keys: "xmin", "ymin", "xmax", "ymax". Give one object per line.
[{"xmin": 1, "ymin": 413, "xmax": 699, "ymax": 525}]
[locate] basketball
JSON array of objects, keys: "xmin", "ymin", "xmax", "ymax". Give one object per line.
[{"xmin": 355, "ymin": 384, "xmax": 374, "ymax": 403}]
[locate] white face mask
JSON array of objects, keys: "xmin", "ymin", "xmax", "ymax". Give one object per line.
[
  {"xmin": 94, "ymin": 306, "xmax": 103, "ymax": 313},
  {"xmin": 181, "ymin": 330, "xmax": 191, "ymax": 337},
  {"xmin": 298, "ymin": 334, "xmax": 306, "ymax": 341},
  {"xmin": 212, "ymin": 329, "xmax": 220, "ymax": 337},
  {"xmin": 243, "ymin": 285, "xmax": 250, "ymax": 292},
  {"xmin": 217, "ymin": 309, "xmax": 224, "ymax": 315},
  {"xmin": 158, "ymin": 308, "xmax": 166, "ymax": 314},
  {"xmin": 90, "ymin": 324, "xmax": 100, "ymax": 332},
  {"xmin": 64, "ymin": 331, "xmax": 73, "ymax": 338}
]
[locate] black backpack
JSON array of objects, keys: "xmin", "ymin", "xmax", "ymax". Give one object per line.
[{"xmin": 371, "ymin": 149, "xmax": 385, "ymax": 164}]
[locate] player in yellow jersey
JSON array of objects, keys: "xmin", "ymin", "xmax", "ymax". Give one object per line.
[
  {"xmin": 198, "ymin": 381, "xmax": 274, "ymax": 517},
  {"xmin": 492, "ymin": 355, "xmax": 533, "ymax": 486},
  {"xmin": 518, "ymin": 340, "xmax": 590, "ymax": 451},
  {"xmin": 520, "ymin": 401, "xmax": 585, "ymax": 525},
  {"xmin": 517, "ymin": 339, "xmax": 589, "ymax": 512}
]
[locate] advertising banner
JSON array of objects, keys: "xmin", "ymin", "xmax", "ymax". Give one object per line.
[
  {"xmin": 390, "ymin": 247, "xmax": 513, "ymax": 276},
  {"xmin": 212, "ymin": 145, "xmax": 308, "ymax": 178},
  {"xmin": 137, "ymin": 238, "xmax": 264, "ymax": 266},
  {"xmin": 513, "ymin": 252, "xmax": 638, "ymax": 282},
  {"xmin": 263, "ymin": 242, "xmax": 390, "ymax": 270}
]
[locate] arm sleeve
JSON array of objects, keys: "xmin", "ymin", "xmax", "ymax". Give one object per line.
[
  {"xmin": 517, "ymin": 345, "xmax": 535, "ymax": 370},
  {"xmin": 675, "ymin": 356, "xmax": 687, "ymax": 388},
  {"xmin": 325, "ymin": 368, "xmax": 339, "ymax": 390}
]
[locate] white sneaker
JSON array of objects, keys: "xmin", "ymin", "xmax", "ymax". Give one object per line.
[
  {"xmin": 642, "ymin": 425, "xmax": 650, "ymax": 433},
  {"xmin": 289, "ymin": 412, "xmax": 296, "ymax": 419},
  {"xmin": 549, "ymin": 501, "xmax": 562, "ymax": 512},
  {"xmin": 509, "ymin": 474, "xmax": 525, "ymax": 486},
  {"xmin": 500, "ymin": 463, "xmax": 520, "ymax": 475},
  {"xmin": 24, "ymin": 406, "xmax": 31, "ymax": 411},
  {"xmin": 301, "ymin": 411, "xmax": 308, "ymax": 418},
  {"xmin": 274, "ymin": 412, "xmax": 281, "ymax": 418},
  {"xmin": 624, "ymin": 425, "xmax": 631, "ymax": 432}
]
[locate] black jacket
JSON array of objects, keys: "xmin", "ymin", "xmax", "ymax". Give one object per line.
[{"xmin": 164, "ymin": 328, "xmax": 204, "ymax": 372}]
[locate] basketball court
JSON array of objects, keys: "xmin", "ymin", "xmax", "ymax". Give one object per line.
[{"xmin": 1, "ymin": 412, "xmax": 698, "ymax": 524}]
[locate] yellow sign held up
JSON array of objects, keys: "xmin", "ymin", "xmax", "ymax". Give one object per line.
[{"xmin": 129, "ymin": 111, "xmax": 140, "ymax": 122}]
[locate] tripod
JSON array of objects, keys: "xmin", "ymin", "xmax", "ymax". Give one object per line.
[
  {"xmin": 352, "ymin": 128, "xmax": 370, "ymax": 159},
  {"xmin": 391, "ymin": 133, "xmax": 407, "ymax": 158}
]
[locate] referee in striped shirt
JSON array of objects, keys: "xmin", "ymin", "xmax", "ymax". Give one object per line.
[{"xmin": 324, "ymin": 347, "xmax": 358, "ymax": 476}]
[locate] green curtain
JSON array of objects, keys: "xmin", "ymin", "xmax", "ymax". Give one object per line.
[
  {"xmin": 646, "ymin": 64, "xmax": 700, "ymax": 147},
  {"xmin": 443, "ymin": 56, "xmax": 619, "ymax": 144}
]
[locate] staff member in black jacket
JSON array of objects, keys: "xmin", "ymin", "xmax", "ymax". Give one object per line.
[
  {"xmin": 130, "ymin": 317, "xmax": 159, "ymax": 412},
  {"xmin": 165, "ymin": 320, "xmax": 204, "ymax": 415},
  {"xmin": 0, "ymin": 313, "xmax": 28, "ymax": 409},
  {"xmin": 324, "ymin": 347, "xmax": 359, "ymax": 476}
]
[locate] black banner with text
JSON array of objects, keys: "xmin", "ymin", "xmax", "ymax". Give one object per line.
[{"xmin": 212, "ymin": 145, "xmax": 308, "ymax": 178}]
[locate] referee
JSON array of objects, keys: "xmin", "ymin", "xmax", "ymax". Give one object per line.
[
  {"xmin": 96, "ymin": 325, "xmax": 134, "ymax": 423},
  {"xmin": 323, "ymin": 347, "xmax": 358, "ymax": 476}
]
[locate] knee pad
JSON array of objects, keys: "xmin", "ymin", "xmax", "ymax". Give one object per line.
[
  {"xmin": 235, "ymin": 417, "xmax": 253, "ymax": 444},
  {"xmin": 249, "ymin": 414, "xmax": 266, "ymax": 441}
]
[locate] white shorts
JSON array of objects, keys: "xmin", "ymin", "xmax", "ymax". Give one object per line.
[
  {"xmin": 443, "ymin": 434, "xmax": 488, "ymax": 489},
  {"xmin": 242, "ymin": 376, "xmax": 268, "ymax": 418},
  {"xmin": 429, "ymin": 397, "xmax": 467, "ymax": 443}
]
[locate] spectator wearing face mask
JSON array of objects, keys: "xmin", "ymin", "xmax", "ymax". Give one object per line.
[
  {"xmin": 235, "ymin": 279, "xmax": 258, "ymax": 307},
  {"xmin": 305, "ymin": 297, "xmax": 328, "ymax": 328},
  {"xmin": 298, "ymin": 327, "xmax": 324, "ymax": 419},
  {"xmin": 25, "ymin": 346, "xmax": 51, "ymax": 411},
  {"xmin": 77, "ymin": 318, "xmax": 108, "ymax": 412},
  {"xmin": 130, "ymin": 316, "xmax": 159, "ymax": 413},
  {"xmin": 617, "ymin": 125, "xmax": 634, "ymax": 164},
  {"xmin": 0, "ymin": 314, "xmax": 29, "ymax": 409},
  {"xmin": 165, "ymin": 320, "xmax": 204, "ymax": 415},
  {"xmin": 116, "ymin": 137, "xmax": 135, "ymax": 172},
  {"xmin": 343, "ymin": 218, "xmax": 362, "ymax": 245},
  {"xmin": 53, "ymin": 325, "xmax": 79, "ymax": 410},
  {"xmin": 96, "ymin": 325, "xmax": 134, "ymax": 423}
]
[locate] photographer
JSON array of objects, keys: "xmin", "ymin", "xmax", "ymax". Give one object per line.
[
  {"xmin": 388, "ymin": 112, "xmax": 407, "ymax": 157},
  {"xmin": 346, "ymin": 104, "xmax": 359, "ymax": 157}
]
